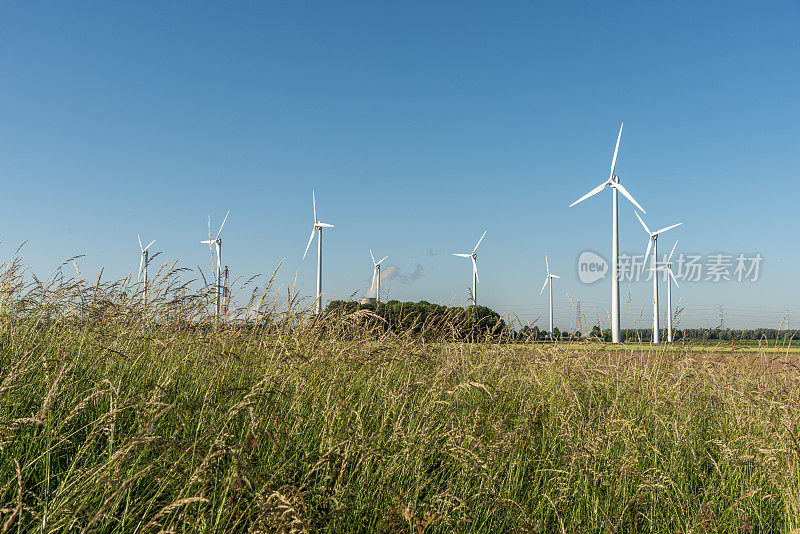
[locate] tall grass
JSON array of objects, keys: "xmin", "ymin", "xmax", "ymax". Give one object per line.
[{"xmin": 1, "ymin": 258, "xmax": 799, "ymax": 532}]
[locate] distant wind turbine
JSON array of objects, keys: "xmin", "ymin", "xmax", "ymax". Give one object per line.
[
  {"xmin": 650, "ymin": 241, "xmax": 681, "ymax": 343},
  {"xmin": 635, "ymin": 211, "xmax": 682, "ymax": 343},
  {"xmin": 453, "ymin": 230, "xmax": 487, "ymax": 306},
  {"xmin": 539, "ymin": 254, "xmax": 562, "ymax": 337},
  {"xmin": 138, "ymin": 235, "xmax": 155, "ymax": 302},
  {"xmin": 569, "ymin": 123, "xmax": 646, "ymax": 343},
  {"xmin": 201, "ymin": 210, "xmax": 229, "ymax": 320},
  {"xmin": 303, "ymin": 191, "xmax": 334, "ymax": 314},
  {"xmin": 370, "ymin": 250, "xmax": 389, "ymax": 303}
]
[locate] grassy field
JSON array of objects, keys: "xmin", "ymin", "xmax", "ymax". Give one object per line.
[{"xmin": 2, "ymin": 267, "xmax": 800, "ymax": 532}]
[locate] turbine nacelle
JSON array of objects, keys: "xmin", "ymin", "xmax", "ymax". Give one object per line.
[
  {"xmin": 370, "ymin": 250, "xmax": 389, "ymax": 268},
  {"xmin": 452, "ymin": 229, "xmax": 486, "ymax": 285},
  {"xmin": 138, "ymin": 235, "xmax": 156, "ymax": 255},
  {"xmin": 303, "ymin": 190, "xmax": 335, "ymax": 260},
  {"xmin": 651, "ymin": 241, "xmax": 680, "ymax": 287},
  {"xmin": 539, "ymin": 254, "xmax": 562, "ymax": 295},
  {"xmin": 635, "ymin": 212, "xmax": 682, "ymax": 265},
  {"xmin": 137, "ymin": 234, "xmax": 156, "ymax": 282},
  {"xmin": 201, "ymin": 210, "xmax": 229, "ymax": 251}
]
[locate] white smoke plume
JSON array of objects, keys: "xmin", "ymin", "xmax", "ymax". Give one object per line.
[{"xmin": 363, "ymin": 263, "xmax": 424, "ymax": 298}]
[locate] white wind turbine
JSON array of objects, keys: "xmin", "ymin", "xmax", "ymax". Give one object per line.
[
  {"xmin": 539, "ymin": 255, "xmax": 562, "ymax": 337},
  {"xmin": 201, "ymin": 210, "xmax": 229, "ymax": 320},
  {"xmin": 137, "ymin": 235, "xmax": 156, "ymax": 302},
  {"xmin": 650, "ymin": 241, "xmax": 680, "ymax": 343},
  {"xmin": 635, "ymin": 212, "xmax": 682, "ymax": 344},
  {"xmin": 370, "ymin": 250, "xmax": 389, "ymax": 303},
  {"xmin": 453, "ymin": 230, "xmax": 487, "ymax": 306},
  {"xmin": 303, "ymin": 191, "xmax": 334, "ymax": 314},
  {"xmin": 569, "ymin": 123, "xmax": 646, "ymax": 343}
]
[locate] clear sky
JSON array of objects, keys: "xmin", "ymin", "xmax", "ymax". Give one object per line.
[{"xmin": 2, "ymin": 1, "xmax": 798, "ymax": 329}]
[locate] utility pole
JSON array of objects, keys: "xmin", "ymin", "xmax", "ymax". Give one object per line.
[{"xmin": 718, "ymin": 304, "xmax": 724, "ymax": 330}]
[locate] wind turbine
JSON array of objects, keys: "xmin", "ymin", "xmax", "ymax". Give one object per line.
[
  {"xmin": 650, "ymin": 241, "xmax": 681, "ymax": 343},
  {"xmin": 635, "ymin": 212, "xmax": 682, "ymax": 344},
  {"xmin": 303, "ymin": 191, "xmax": 334, "ymax": 314},
  {"xmin": 453, "ymin": 230, "xmax": 486, "ymax": 306},
  {"xmin": 569, "ymin": 123, "xmax": 646, "ymax": 343},
  {"xmin": 539, "ymin": 254, "xmax": 562, "ymax": 337},
  {"xmin": 370, "ymin": 250, "xmax": 389, "ymax": 303},
  {"xmin": 137, "ymin": 235, "xmax": 155, "ymax": 302},
  {"xmin": 201, "ymin": 210, "xmax": 229, "ymax": 320}
]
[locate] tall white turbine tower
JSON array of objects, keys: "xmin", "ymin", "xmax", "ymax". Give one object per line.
[
  {"xmin": 201, "ymin": 210, "xmax": 229, "ymax": 320},
  {"xmin": 137, "ymin": 235, "xmax": 156, "ymax": 302},
  {"xmin": 370, "ymin": 250, "xmax": 389, "ymax": 303},
  {"xmin": 650, "ymin": 241, "xmax": 680, "ymax": 343},
  {"xmin": 569, "ymin": 123, "xmax": 646, "ymax": 343},
  {"xmin": 303, "ymin": 191, "xmax": 334, "ymax": 314},
  {"xmin": 539, "ymin": 255, "xmax": 562, "ymax": 337},
  {"xmin": 453, "ymin": 230, "xmax": 487, "ymax": 306},
  {"xmin": 635, "ymin": 212, "xmax": 682, "ymax": 344}
]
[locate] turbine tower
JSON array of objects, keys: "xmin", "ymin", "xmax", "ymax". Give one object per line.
[
  {"xmin": 370, "ymin": 250, "xmax": 389, "ymax": 303},
  {"xmin": 303, "ymin": 191, "xmax": 334, "ymax": 314},
  {"xmin": 569, "ymin": 123, "xmax": 646, "ymax": 343},
  {"xmin": 453, "ymin": 230, "xmax": 486, "ymax": 306},
  {"xmin": 539, "ymin": 254, "xmax": 562, "ymax": 338},
  {"xmin": 635, "ymin": 212, "xmax": 682, "ymax": 344},
  {"xmin": 201, "ymin": 210, "xmax": 229, "ymax": 320},
  {"xmin": 651, "ymin": 241, "xmax": 680, "ymax": 343},
  {"xmin": 137, "ymin": 235, "xmax": 155, "ymax": 302}
]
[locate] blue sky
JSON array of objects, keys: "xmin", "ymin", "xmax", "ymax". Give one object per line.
[{"xmin": 1, "ymin": 1, "xmax": 798, "ymax": 329}]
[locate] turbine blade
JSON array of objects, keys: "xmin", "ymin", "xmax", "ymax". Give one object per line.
[
  {"xmin": 138, "ymin": 254, "xmax": 143, "ymax": 282},
  {"xmin": 312, "ymin": 190, "xmax": 317, "ymax": 223},
  {"xmin": 613, "ymin": 181, "xmax": 646, "ymax": 213},
  {"xmin": 473, "ymin": 229, "xmax": 487, "ymax": 253},
  {"xmin": 370, "ymin": 249, "xmax": 375, "ymax": 265},
  {"xmin": 200, "ymin": 240, "xmax": 212, "ymax": 244},
  {"xmin": 303, "ymin": 227, "xmax": 316, "ymax": 260},
  {"xmin": 609, "ymin": 122, "xmax": 623, "ymax": 180},
  {"xmin": 545, "ymin": 254, "xmax": 550, "ymax": 275},
  {"xmin": 144, "ymin": 240, "xmax": 155, "ymax": 251},
  {"xmin": 644, "ymin": 237, "xmax": 653, "ymax": 266},
  {"xmin": 654, "ymin": 222, "xmax": 682, "ymax": 235},
  {"xmin": 669, "ymin": 268, "xmax": 680, "ymax": 288},
  {"xmin": 138, "ymin": 234, "xmax": 143, "ymax": 252},
  {"xmin": 472, "ymin": 257, "xmax": 479, "ymax": 284},
  {"xmin": 216, "ymin": 210, "xmax": 230, "ymax": 240},
  {"xmin": 551, "ymin": 274, "xmax": 562, "ymax": 279},
  {"xmin": 668, "ymin": 241, "xmax": 678, "ymax": 263},
  {"xmin": 453, "ymin": 253, "xmax": 471, "ymax": 258},
  {"xmin": 317, "ymin": 222, "xmax": 334, "ymax": 228},
  {"xmin": 377, "ymin": 255, "xmax": 388, "ymax": 265},
  {"xmin": 634, "ymin": 211, "xmax": 651, "ymax": 235},
  {"xmin": 569, "ymin": 181, "xmax": 607, "ymax": 207},
  {"xmin": 539, "ymin": 277, "xmax": 548, "ymax": 295}
]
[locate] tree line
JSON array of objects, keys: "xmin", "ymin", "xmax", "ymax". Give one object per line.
[
  {"xmin": 325, "ymin": 300, "xmax": 797, "ymax": 343},
  {"xmin": 324, "ymin": 300, "xmax": 507, "ymax": 341}
]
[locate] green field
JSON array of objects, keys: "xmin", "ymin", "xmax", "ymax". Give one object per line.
[{"xmin": 2, "ymin": 274, "xmax": 800, "ymax": 532}]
